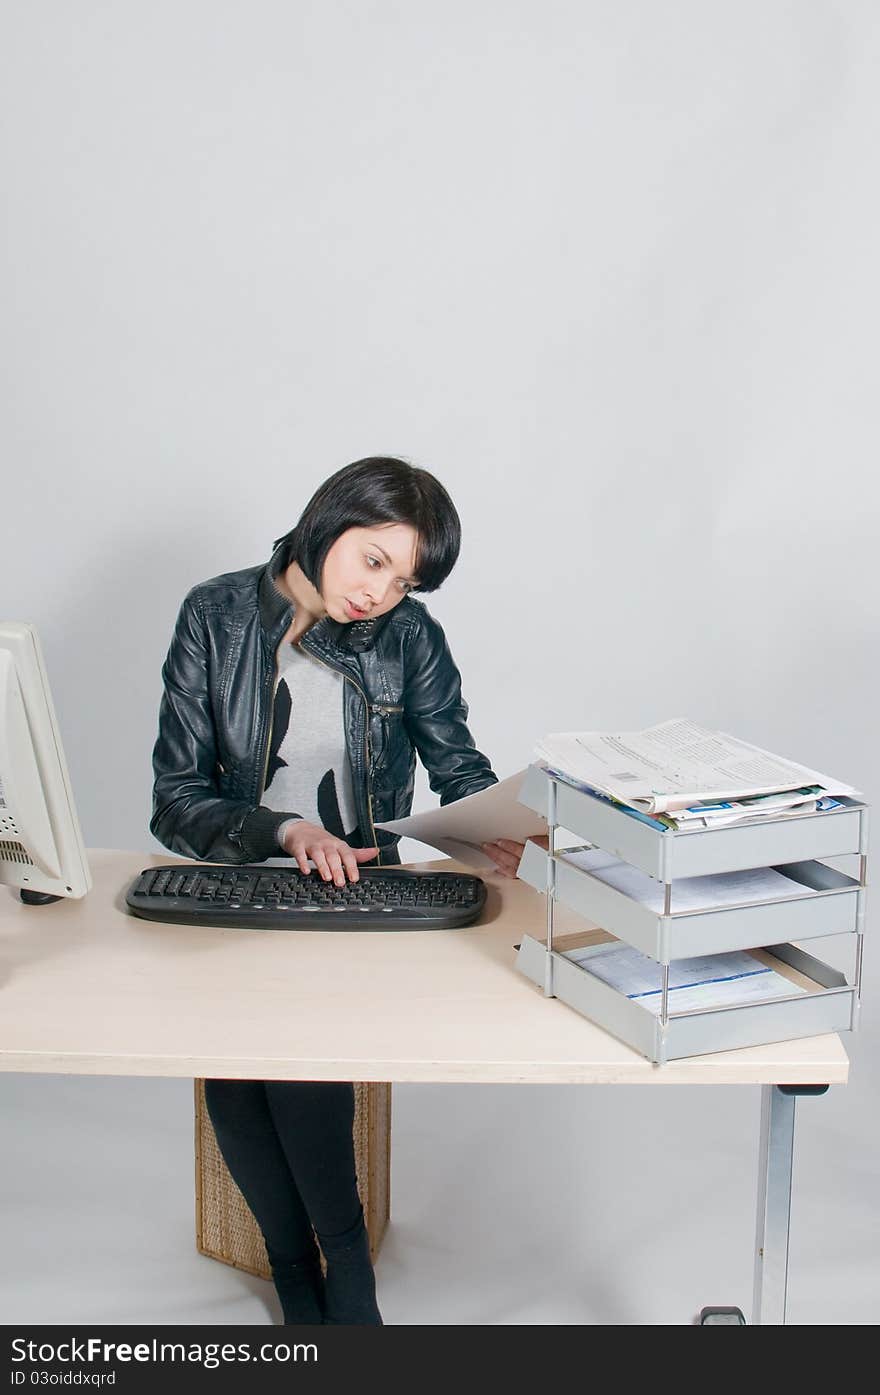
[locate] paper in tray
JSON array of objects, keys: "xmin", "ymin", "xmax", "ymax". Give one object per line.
[
  {"xmin": 563, "ymin": 942, "xmax": 807, "ymax": 1015},
  {"xmin": 562, "ymin": 848, "xmax": 815, "ymax": 912}
]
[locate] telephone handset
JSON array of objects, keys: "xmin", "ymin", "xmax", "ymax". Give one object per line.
[{"xmin": 341, "ymin": 610, "xmax": 395, "ymax": 653}]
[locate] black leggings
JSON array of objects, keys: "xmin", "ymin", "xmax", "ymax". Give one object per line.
[{"xmin": 204, "ymin": 1079, "xmax": 361, "ymax": 1268}]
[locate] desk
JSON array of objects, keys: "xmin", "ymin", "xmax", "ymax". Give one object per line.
[{"xmin": 0, "ymin": 849, "xmax": 849, "ymax": 1324}]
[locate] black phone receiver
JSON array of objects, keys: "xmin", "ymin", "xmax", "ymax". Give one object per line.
[{"xmin": 343, "ymin": 612, "xmax": 393, "ymax": 653}]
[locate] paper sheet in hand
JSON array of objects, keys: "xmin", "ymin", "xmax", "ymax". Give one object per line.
[{"xmin": 375, "ymin": 770, "xmax": 546, "ymax": 870}]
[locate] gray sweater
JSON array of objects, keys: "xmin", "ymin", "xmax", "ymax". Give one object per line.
[{"xmin": 262, "ymin": 639, "xmax": 358, "ymax": 863}]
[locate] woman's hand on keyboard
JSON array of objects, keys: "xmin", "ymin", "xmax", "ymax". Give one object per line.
[{"xmin": 278, "ymin": 820, "xmax": 378, "ymax": 886}]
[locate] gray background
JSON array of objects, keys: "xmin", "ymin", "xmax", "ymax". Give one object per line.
[{"xmin": 2, "ymin": 0, "xmax": 878, "ymax": 1323}]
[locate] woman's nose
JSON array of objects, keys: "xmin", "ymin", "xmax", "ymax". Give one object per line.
[{"xmin": 363, "ymin": 575, "xmax": 388, "ymax": 607}]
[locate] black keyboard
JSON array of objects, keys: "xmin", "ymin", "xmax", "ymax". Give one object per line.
[{"xmin": 126, "ymin": 864, "xmax": 487, "ymax": 931}]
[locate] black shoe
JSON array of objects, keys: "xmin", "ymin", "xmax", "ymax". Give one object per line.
[
  {"xmin": 317, "ymin": 1214, "xmax": 383, "ymax": 1325},
  {"xmin": 268, "ymin": 1238, "xmax": 325, "ymax": 1325}
]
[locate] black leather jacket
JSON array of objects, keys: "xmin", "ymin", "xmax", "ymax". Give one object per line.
[{"xmin": 151, "ymin": 542, "xmax": 498, "ymax": 865}]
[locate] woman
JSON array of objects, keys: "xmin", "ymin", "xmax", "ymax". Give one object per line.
[{"xmin": 151, "ymin": 456, "xmax": 529, "ymax": 1325}]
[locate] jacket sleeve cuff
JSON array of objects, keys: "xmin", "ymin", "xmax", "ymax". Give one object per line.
[
  {"xmin": 238, "ymin": 807, "xmax": 302, "ymax": 862},
  {"xmin": 275, "ymin": 816, "xmax": 303, "ymax": 848}
]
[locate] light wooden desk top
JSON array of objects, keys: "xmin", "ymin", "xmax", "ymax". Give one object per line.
[{"xmin": 0, "ymin": 849, "xmax": 848, "ymax": 1085}]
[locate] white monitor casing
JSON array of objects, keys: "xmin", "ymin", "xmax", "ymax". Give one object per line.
[{"xmin": 0, "ymin": 622, "xmax": 91, "ymax": 899}]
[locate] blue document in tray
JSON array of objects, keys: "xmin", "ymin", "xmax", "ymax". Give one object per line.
[{"xmin": 564, "ymin": 943, "xmax": 807, "ymax": 1015}]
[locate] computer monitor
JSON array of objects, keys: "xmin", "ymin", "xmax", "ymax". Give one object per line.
[{"xmin": 0, "ymin": 621, "xmax": 91, "ymax": 903}]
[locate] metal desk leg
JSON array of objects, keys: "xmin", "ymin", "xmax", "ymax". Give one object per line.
[{"xmin": 752, "ymin": 1082, "xmax": 829, "ymax": 1326}]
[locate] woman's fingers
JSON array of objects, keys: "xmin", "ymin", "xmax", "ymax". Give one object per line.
[
  {"xmin": 311, "ymin": 847, "xmax": 333, "ymax": 882},
  {"xmin": 324, "ymin": 848, "xmax": 346, "ymax": 887},
  {"xmin": 481, "ymin": 835, "xmax": 548, "ymax": 877},
  {"xmin": 481, "ymin": 840, "xmax": 523, "ymax": 877},
  {"xmin": 340, "ymin": 849, "xmax": 362, "ymax": 883},
  {"xmin": 287, "ymin": 832, "xmax": 314, "ymax": 875},
  {"xmin": 285, "ymin": 822, "xmax": 377, "ymax": 883},
  {"xmin": 285, "ymin": 835, "xmax": 311, "ymax": 875}
]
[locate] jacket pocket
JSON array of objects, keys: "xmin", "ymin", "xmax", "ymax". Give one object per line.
[{"xmin": 368, "ymin": 704, "xmax": 404, "ymax": 773}]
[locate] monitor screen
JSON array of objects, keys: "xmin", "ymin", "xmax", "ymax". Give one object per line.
[{"xmin": 0, "ymin": 622, "xmax": 91, "ymax": 901}]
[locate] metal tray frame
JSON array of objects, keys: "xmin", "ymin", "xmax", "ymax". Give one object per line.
[
  {"xmin": 514, "ymin": 765, "xmax": 868, "ymax": 1062},
  {"xmin": 518, "ymin": 842, "xmax": 864, "ymax": 963},
  {"xmin": 518, "ymin": 764, "xmax": 869, "ymax": 880},
  {"xmin": 515, "ymin": 932, "xmax": 855, "ymax": 1064}
]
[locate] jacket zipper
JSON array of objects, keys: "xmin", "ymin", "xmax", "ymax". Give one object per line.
[{"xmin": 258, "ymin": 671, "xmax": 277, "ymax": 802}]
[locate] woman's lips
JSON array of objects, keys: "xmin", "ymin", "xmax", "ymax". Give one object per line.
[{"xmin": 344, "ymin": 599, "xmax": 368, "ymax": 620}]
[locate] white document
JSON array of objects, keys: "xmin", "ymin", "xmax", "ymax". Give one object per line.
[
  {"xmin": 561, "ymin": 848, "xmax": 814, "ymax": 913},
  {"xmin": 536, "ymin": 718, "xmax": 860, "ymax": 813},
  {"xmin": 565, "ymin": 943, "xmax": 807, "ymax": 1014},
  {"xmin": 559, "ymin": 848, "xmax": 621, "ymax": 874},
  {"xmin": 375, "ymin": 770, "xmax": 547, "ymax": 870}
]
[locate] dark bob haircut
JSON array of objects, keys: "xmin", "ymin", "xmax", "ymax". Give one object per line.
[{"xmin": 272, "ymin": 457, "xmax": 461, "ymax": 594}]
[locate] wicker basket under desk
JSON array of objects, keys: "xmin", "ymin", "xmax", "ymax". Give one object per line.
[{"xmin": 194, "ymin": 1080, "xmax": 391, "ymax": 1277}]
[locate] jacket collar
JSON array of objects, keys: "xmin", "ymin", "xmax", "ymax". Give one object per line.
[
  {"xmin": 259, "ymin": 541, "xmax": 297, "ymax": 641},
  {"xmin": 258, "ymin": 542, "xmax": 355, "ymax": 664}
]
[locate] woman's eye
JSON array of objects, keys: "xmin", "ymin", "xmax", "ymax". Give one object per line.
[{"xmin": 366, "ymin": 555, "xmax": 381, "ymax": 569}]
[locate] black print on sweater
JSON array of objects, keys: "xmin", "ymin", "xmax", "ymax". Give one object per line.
[
  {"xmin": 264, "ymin": 674, "xmax": 358, "ymax": 844},
  {"xmin": 265, "ymin": 679, "xmax": 291, "ymax": 788},
  {"xmin": 317, "ymin": 769, "xmax": 346, "ymax": 840}
]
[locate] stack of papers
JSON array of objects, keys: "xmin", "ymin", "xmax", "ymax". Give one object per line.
[
  {"xmin": 536, "ymin": 719, "xmax": 859, "ymax": 828},
  {"xmin": 660, "ymin": 787, "xmax": 844, "ymax": 829}
]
